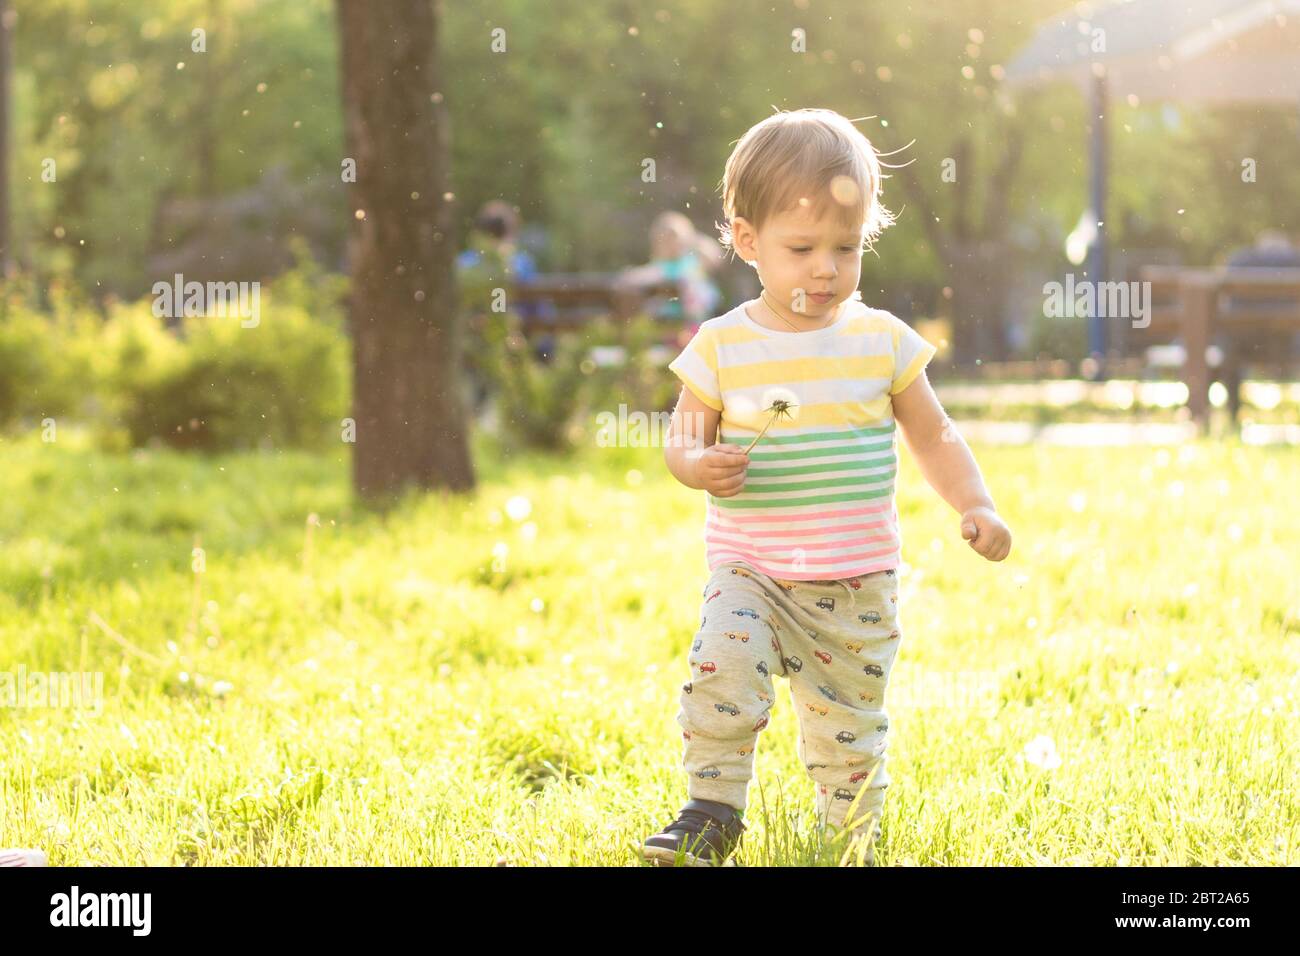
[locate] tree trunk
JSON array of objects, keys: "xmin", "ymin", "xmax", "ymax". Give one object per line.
[{"xmin": 335, "ymin": 0, "xmax": 475, "ymax": 503}]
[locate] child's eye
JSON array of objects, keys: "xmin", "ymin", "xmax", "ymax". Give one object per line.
[
  {"xmin": 790, "ymin": 247, "xmax": 811, "ymax": 254},
  {"xmin": 839, "ymin": 246, "xmax": 858, "ymax": 253}
]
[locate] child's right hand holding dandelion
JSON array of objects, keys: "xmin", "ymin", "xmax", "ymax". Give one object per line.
[{"xmin": 691, "ymin": 443, "xmax": 750, "ymax": 498}]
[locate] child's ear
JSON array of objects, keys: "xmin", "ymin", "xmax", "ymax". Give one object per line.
[{"xmin": 731, "ymin": 216, "xmax": 758, "ymax": 263}]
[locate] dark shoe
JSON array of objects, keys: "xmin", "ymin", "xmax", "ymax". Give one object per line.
[{"xmin": 641, "ymin": 798, "xmax": 745, "ymax": 867}]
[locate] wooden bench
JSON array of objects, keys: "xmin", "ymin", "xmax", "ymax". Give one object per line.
[
  {"xmin": 466, "ymin": 272, "xmax": 687, "ymax": 338},
  {"xmin": 1138, "ymin": 266, "xmax": 1300, "ymax": 431}
]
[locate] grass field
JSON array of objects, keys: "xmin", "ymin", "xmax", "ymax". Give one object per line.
[{"xmin": 1, "ymin": 427, "xmax": 1297, "ymax": 865}]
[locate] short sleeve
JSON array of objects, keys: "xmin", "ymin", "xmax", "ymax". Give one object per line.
[
  {"xmin": 667, "ymin": 324, "xmax": 723, "ymax": 411},
  {"xmin": 889, "ymin": 314, "xmax": 938, "ymax": 395}
]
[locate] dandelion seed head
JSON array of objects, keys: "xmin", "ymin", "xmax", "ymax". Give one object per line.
[
  {"xmin": 1022, "ymin": 734, "xmax": 1061, "ymax": 770},
  {"xmin": 757, "ymin": 389, "xmax": 801, "ymax": 433}
]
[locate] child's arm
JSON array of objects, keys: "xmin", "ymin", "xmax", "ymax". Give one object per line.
[
  {"xmin": 892, "ymin": 371, "xmax": 1012, "ymax": 562},
  {"xmin": 663, "ymin": 386, "xmax": 750, "ymax": 496}
]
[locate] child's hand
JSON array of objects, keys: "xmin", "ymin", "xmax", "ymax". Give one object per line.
[
  {"xmin": 696, "ymin": 443, "xmax": 750, "ymax": 497},
  {"xmin": 960, "ymin": 506, "xmax": 1011, "ymax": 561}
]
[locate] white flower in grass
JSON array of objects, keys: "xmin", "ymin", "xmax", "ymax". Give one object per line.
[{"xmin": 1022, "ymin": 734, "xmax": 1061, "ymax": 770}]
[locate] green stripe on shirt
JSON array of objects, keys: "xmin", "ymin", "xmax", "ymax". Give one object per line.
[
  {"xmin": 745, "ymin": 453, "xmax": 896, "ymax": 477},
  {"xmin": 710, "ymin": 485, "xmax": 895, "ymax": 508},
  {"xmin": 742, "ymin": 469, "xmax": 897, "ymax": 492}
]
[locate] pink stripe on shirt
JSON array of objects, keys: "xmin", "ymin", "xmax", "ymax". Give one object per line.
[
  {"xmin": 708, "ymin": 530, "xmax": 897, "ymax": 554},
  {"xmin": 706, "ymin": 502, "xmax": 892, "ymax": 525}
]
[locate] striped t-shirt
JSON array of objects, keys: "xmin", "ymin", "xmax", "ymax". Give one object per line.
[{"xmin": 667, "ymin": 296, "xmax": 938, "ymax": 581}]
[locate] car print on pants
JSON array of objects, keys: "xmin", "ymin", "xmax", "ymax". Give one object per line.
[
  {"xmin": 814, "ymin": 650, "xmax": 832, "ymax": 665},
  {"xmin": 699, "ymin": 662, "xmax": 717, "ymax": 674},
  {"xmin": 863, "ymin": 664, "xmax": 884, "ymax": 678},
  {"xmin": 835, "ymin": 731, "xmax": 857, "ymax": 744},
  {"xmin": 724, "ymin": 631, "xmax": 750, "ymax": 643},
  {"xmin": 783, "ymin": 656, "xmax": 803, "ymax": 673},
  {"xmin": 715, "ymin": 701, "xmax": 740, "ymax": 716},
  {"xmin": 806, "ymin": 702, "xmax": 828, "ymax": 716},
  {"xmin": 696, "ymin": 766, "xmax": 721, "ymax": 779},
  {"xmin": 818, "ymin": 684, "xmax": 837, "ymax": 702},
  {"xmin": 859, "ymin": 611, "xmax": 881, "ymax": 624},
  {"xmin": 732, "ymin": 608, "xmax": 760, "ymax": 620},
  {"xmin": 816, "ymin": 597, "xmax": 835, "ymax": 611}
]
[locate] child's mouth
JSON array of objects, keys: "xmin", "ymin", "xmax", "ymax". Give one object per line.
[{"xmin": 809, "ymin": 292, "xmax": 835, "ymax": 304}]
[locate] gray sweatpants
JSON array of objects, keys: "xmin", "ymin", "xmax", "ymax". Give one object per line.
[{"xmin": 677, "ymin": 561, "xmax": 904, "ymax": 843}]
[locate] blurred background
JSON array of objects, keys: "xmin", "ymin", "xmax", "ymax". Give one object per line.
[{"xmin": 1, "ymin": 0, "xmax": 1299, "ymax": 479}]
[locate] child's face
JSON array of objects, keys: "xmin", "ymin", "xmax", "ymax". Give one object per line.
[{"xmin": 733, "ymin": 202, "xmax": 864, "ymax": 316}]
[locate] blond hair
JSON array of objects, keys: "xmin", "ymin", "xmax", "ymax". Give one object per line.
[{"xmin": 715, "ymin": 107, "xmax": 895, "ymax": 256}]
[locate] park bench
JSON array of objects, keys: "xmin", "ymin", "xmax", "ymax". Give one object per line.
[
  {"xmin": 459, "ymin": 273, "xmax": 688, "ymax": 416},
  {"xmin": 1138, "ymin": 266, "xmax": 1300, "ymax": 431},
  {"xmin": 470, "ymin": 272, "xmax": 686, "ymax": 335}
]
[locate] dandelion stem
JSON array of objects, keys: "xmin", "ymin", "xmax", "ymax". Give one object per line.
[{"xmin": 743, "ymin": 418, "xmax": 775, "ymax": 454}]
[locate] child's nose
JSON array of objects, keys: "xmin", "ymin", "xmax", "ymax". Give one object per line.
[{"xmin": 812, "ymin": 254, "xmax": 837, "ymax": 278}]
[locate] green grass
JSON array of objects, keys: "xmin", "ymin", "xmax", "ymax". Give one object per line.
[{"xmin": 1, "ymin": 426, "xmax": 1297, "ymax": 865}]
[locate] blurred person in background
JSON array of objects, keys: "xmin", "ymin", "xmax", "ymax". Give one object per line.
[
  {"xmin": 457, "ymin": 199, "xmax": 539, "ymax": 281},
  {"xmin": 617, "ymin": 211, "xmax": 724, "ymax": 347},
  {"xmin": 457, "ymin": 201, "xmax": 550, "ymax": 414},
  {"xmin": 1212, "ymin": 229, "xmax": 1300, "ymax": 421}
]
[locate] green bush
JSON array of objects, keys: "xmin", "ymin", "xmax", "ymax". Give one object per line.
[
  {"xmin": 472, "ymin": 311, "xmax": 683, "ymax": 453},
  {"xmin": 0, "ymin": 282, "xmax": 99, "ymax": 431},
  {"xmin": 117, "ymin": 287, "xmax": 350, "ymax": 452},
  {"xmin": 477, "ymin": 311, "xmax": 592, "ymax": 451},
  {"xmin": 0, "ymin": 253, "xmax": 351, "ymax": 452}
]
